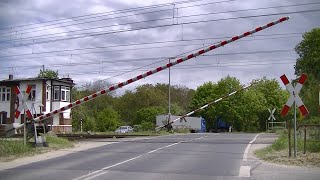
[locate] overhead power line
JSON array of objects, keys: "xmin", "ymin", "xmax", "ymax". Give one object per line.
[
  {"xmin": 58, "ymin": 60, "xmax": 296, "ymax": 76},
  {"xmin": 0, "ymin": 33, "xmax": 300, "ymax": 60},
  {"xmin": 1, "ymin": 9, "xmax": 320, "ymax": 49},
  {"xmin": 0, "ymin": 8, "xmax": 318, "ymax": 50},
  {"xmin": 1, "ymin": 1, "xmax": 317, "ymax": 38},
  {"xmin": 0, "ymin": 0, "xmax": 236, "ymax": 33},
  {"xmin": 1, "ymin": 49, "xmax": 295, "ymax": 71}
]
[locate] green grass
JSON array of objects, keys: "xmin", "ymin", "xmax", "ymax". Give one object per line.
[
  {"xmin": 0, "ymin": 139, "xmax": 37, "ymax": 158},
  {"xmin": 0, "ymin": 136, "xmax": 73, "ymax": 161},
  {"xmin": 255, "ymin": 130, "xmax": 320, "ymax": 167},
  {"xmin": 46, "ymin": 136, "xmax": 73, "ymax": 148}
]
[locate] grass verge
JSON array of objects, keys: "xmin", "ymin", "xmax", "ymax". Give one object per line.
[
  {"xmin": 255, "ymin": 130, "xmax": 320, "ymax": 168},
  {"xmin": 0, "ymin": 136, "xmax": 73, "ymax": 162}
]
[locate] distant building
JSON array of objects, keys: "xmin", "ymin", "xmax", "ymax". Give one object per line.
[{"xmin": 0, "ymin": 75, "xmax": 74, "ymax": 134}]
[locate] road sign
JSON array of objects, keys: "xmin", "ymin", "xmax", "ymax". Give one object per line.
[
  {"xmin": 14, "ymin": 86, "xmax": 33, "ymax": 120},
  {"xmin": 280, "ymin": 74, "xmax": 309, "ymax": 117},
  {"xmin": 268, "ymin": 108, "xmax": 276, "ymax": 121}
]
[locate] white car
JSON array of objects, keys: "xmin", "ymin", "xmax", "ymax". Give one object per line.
[{"xmin": 115, "ymin": 126, "xmax": 133, "ymax": 134}]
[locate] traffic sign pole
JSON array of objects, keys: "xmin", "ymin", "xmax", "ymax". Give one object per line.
[
  {"xmin": 294, "ymin": 99, "xmax": 297, "ymax": 157},
  {"xmin": 24, "ymin": 109, "xmax": 26, "ymax": 146}
]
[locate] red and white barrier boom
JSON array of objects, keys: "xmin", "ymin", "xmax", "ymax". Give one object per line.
[
  {"xmin": 8, "ymin": 17, "xmax": 289, "ymax": 132},
  {"xmin": 280, "ymin": 73, "xmax": 309, "ymax": 117},
  {"xmin": 157, "ymin": 81, "xmax": 258, "ymax": 130}
]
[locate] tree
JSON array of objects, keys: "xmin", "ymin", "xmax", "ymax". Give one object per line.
[
  {"xmin": 294, "ymin": 28, "xmax": 320, "ymax": 117},
  {"xmin": 190, "ymin": 76, "xmax": 243, "ymax": 131},
  {"xmin": 250, "ymin": 78, "xmax": 289, "ymax": 130},
  {"xmin": 38, "ymin": 69, "xmax": 59, "ymax": 78},
  {"xmin": 295, "ymin": 28, "xmax": 320, "ymax": 81},
  {"xmin": 135, "ymin": 106, "xmax": 165, "ymax": 125},
  {"xmin": 96, "ymin": 107, "xmax": 121, "ymax": 132}
]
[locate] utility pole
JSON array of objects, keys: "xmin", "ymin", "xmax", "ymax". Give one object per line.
[{"xmin": 168, "ymin": 58, "xmax": 171, "ymax": 127}]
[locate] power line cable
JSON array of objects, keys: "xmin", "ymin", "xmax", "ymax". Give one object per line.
[
  {"xmin": 2, "ymin": 7, "xmax": 318, "ymax": 46},
  {"xmin": 1, "ymin": 49, "xmax": 295, "ymax": 71},
  {"xmin": 1, "ymin": 1, "xmax": 316, "ymax": 39},
  {"xmin": 0, "ymin": 0, "xmax": 235, "ymax": 33},
  {"xmin": 0, "ymin": 32, "xmax": 301, "ymax": 59}
]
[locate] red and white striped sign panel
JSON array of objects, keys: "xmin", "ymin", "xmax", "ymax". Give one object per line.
[
  {"xmin": 14, "ymin": 86, "xmax": 33, "ymax": 119},
  {"xmin": 280, "ymin": 74, "xmax": 309, "ymax": 117}
]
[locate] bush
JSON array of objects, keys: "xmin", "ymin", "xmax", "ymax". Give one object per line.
[
  {"xmin": 141, "ymin": 121, "xmax": 155, "ymax": 131},
  {"xmin": 96, "ymin": 107, "xmax": 122, "ymax": 132}
]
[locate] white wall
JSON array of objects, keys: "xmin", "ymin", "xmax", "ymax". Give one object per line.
[
  {"xmin": 44, "ymin": 80, "xmax": 51, "ymax": 114},
  {"xmin": 0, "ymin": 102, "xmax": 10, "ymax": 117},
  {"xmin": 52, "ymin": 102, "xmax": 71, "ymax": 125},
  {"xmin": 0, "ymin": 86, "xmax": 11, "ymax": 118}
]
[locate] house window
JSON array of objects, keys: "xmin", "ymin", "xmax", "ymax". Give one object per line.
[
  {"xmin": 61, "ymin": 86, "xmax": 70, "ymax": 102},
  {"xmin": 46, "ymin": 86, "xmax": 50, "ymax": 100},
  {"xmin": 54, "ymin": 86, "xmax": 60, "ymax": 101},
  {"xmin": 6, "ymin": 88, "xmax": 10, "ymax": 101},
  {"xmin": 0, "ymin": 87, "xmax": 11, "ymax": 102},
  {"xmin": 27, "ymin": 85, "xmax": 36, "ymax": 101}
]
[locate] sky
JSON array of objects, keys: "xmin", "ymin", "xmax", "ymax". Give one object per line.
[{"xmin": 0, "ymin": 0, "xmax": 319, "ymax": 95}]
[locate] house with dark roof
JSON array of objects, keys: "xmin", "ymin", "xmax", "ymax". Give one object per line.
[{"xmin": 0, "ymin": 75, "xmax": 75, "ymax": 134}]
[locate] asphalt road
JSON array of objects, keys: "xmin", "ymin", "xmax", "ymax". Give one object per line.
[
  {"xmin": 2, "ymin": 133, "xmax": 318, "ymax": 180},
  {"xmin": 0, "ymin": 133, "xmax": 256, "ymax": 180}
]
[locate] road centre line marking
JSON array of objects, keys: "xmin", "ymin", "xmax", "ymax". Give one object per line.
[
  {"xmin": 147, "ymin": 142, "xmax": 180, "ymax": 154},
  {"xmin": 195, "ymin": 137, "xmax": 204, "ymax": 140},
  {"xmin": 73, "ymin": 136, "xmax": 200, "ymax": 180},
  {"xmin": 73, "ymin": 155, "xmax": 142, "ymax": 180},
  {"xmin": 83, "ymin": 171, "xmax": 109, "ymax": 180}
]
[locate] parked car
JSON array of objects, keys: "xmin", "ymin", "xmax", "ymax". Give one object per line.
[{"xmin": 115, "ymin": 126, "xmax": 133, "ymax": 133}]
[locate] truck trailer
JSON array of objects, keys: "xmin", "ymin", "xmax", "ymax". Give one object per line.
[{"xmin": 156, "ymin": 114, "xmax": 206, "ymax": 133}]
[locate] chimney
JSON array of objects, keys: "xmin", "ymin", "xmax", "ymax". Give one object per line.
[{"xmin": 9, "ymin": 74, "xmax": 13, "ymax": 80}]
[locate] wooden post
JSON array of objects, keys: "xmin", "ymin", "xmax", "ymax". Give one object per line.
[
  {"xmin": 304, "ymin": 126, "xmax": 306, "ymax": 154},
  {"xmin": 288, "ymin": 120, "xmax": 291, "ymax": 157}
]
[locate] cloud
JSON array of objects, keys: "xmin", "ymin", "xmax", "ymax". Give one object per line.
[{"xmin": 0, "ymin": 0, "xmax": 319, "ymax": 95}]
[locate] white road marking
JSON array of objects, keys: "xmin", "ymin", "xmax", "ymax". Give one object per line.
[
  {"xmin": 243, "ymin": 134, "xmax": 259, "ymax": 161},
  {"xmin": 83, "ymin": 171, "xmax": 109, "ymax": 180},
  {"xmin": 238, "ymin": 133, "xmax": 260, "ymax": 178},
  {"xmin": 195, "ymin": 137, "xmax": 204, "ymax": 140},
  {"xmin": 239, "ymin": 166, "xmax": 251, "ymax": 177},
  {"xmin": 73, "ymin": 135, "xmax": 201, "ymax": 180},
  {"xmin": 73, "ymin": 156, "xmax": 142, "ymax": 180},
  {"xmin": 147, "ymin": 142, "xmax": 180, "ymax": 154}
]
